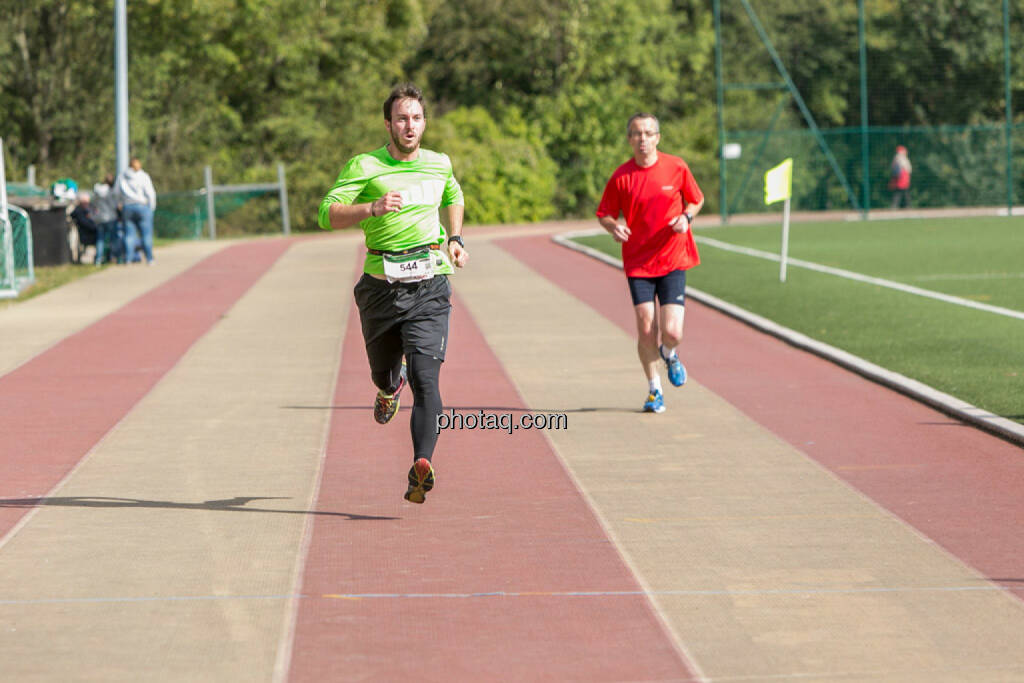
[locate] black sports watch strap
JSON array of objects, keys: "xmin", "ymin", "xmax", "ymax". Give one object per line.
[{"xmin": 448, "ymin": 235, "xmax": 465, "ymax": 248}]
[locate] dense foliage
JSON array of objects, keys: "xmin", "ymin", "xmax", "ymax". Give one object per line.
[{"xmin": 1, "ymin": 0, "xmax": 1020, "ymax": 228}]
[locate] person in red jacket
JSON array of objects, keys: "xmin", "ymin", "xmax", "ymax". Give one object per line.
[
  {"xmin": 596, "ymin": 113, "xmax": 704, "ymax": 414},
  {"xmin": 889, "ymin": 145, "xmax": 912, "ymax": 209}
]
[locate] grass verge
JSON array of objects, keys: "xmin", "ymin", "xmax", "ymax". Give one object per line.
[{"xmin": 0, "ymin": 264, "xmax": 106, "ymax": 310}]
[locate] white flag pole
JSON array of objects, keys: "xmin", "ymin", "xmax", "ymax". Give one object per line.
[
  {"xmin": 765, "ymin": 158, "xmax": 793, "ymax": 282},
  {"xmin": 779, "ymin": 195, "xmax": 791, "ymax": 282}
]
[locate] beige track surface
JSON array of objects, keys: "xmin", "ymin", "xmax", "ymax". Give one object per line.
[{"xmin": 0, "ymin": 240, "xmax": 228, "ymax": 376}]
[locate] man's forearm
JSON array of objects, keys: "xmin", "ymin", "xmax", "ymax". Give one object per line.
[
  {"xmin": 447, "ymin": 204, "xmax": 465, "ymax": 237},
  {"xmin": 328, "ymin": 201, "xmax": 374, "ymax": 230},
  {"xmin": 685, "ymin": 198, "xmax": 705, "ymax": 218}
]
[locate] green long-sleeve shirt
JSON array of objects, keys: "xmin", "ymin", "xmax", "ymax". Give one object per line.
[{"xmin": 318, "ymin": 146, "xmax": 464, "ymax": 275}]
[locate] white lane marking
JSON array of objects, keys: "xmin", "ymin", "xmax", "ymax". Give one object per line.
[
  {"xmin": 696, "ymin": 236, "xmax": 1024, "ymax": 321},
  {"xmin": 0, "ymin": 583, "xmax": 1009, "ymax": 606},
  {"xmin": 901, "ymin": 272, "xmax": 1024, "ymax": 282}
]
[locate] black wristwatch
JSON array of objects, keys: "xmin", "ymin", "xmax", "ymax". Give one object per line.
[
  {"xmin": 683, "ymin": 212, "xmax": 693, "ymax": 225},
  {"xmin": 448, "ymin": 235, "xmax": 465, "ymax": 248}
]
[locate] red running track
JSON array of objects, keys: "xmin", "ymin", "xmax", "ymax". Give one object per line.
[
  {"xmin": 0, "ymin": 240, "xmax": 292, "ymax": 539},
  {"xmin": 288, "ymin": 284, "xmax": 698, "ymax": 681},
  {"xmin": 498, "ymin": 234, "xmax": 1024, "ymax": 600}
]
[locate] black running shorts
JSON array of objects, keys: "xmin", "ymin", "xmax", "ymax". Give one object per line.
[
  {"xmin": 353, "ymin": 274, "xmax": 452, "ymax": 366},
  {"xmin": 626, "ymin": 269, "xmax": 687, "ymax": 306}
]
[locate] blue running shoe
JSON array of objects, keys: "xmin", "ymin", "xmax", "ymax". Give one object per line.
[
  {"xmin": 661, "ymin": 348, "xmax": 687, "ymax": 387},
  {"xmin": 643, "ymin": 389, "xmax": 666, "ymax": 413}
]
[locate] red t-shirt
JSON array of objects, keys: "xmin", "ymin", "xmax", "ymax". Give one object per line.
[
  {"xmin": 595, "ymin": 153, "xmax": 704, "ymax": 277},
  {"xmin": 890, "ymin": 164, "xmax": 911, "ymax": 190}
]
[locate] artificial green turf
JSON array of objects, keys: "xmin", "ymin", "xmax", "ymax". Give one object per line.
[
  {"xmin": 574, "ymin": 216, "xmax": 1024, "ymax": 425},
  {"xmin": 696, "ymin": 216, "xmax": 1024, "ymax": 309}
]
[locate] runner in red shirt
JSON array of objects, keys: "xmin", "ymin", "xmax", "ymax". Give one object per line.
[{"xmin": 596, "ymin": 113, "xmax": 704, "ymax": 413}]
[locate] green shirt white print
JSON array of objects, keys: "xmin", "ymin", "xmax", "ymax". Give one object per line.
[{"xmin": 318, "ymin": 146, "xmax": 465, "ymax": 276}]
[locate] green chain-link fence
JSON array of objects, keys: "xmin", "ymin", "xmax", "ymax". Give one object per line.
[
  {"xmin": 714, "ymin": 0, "xmax": 1022, "ymax": 217},
  {"xmin": 723, "ymin": 124, "xmax": 1024, "ymax": 213},
  {"xmin": 155, "ymin": 188, "xmax": 285, "ymax": 239}
]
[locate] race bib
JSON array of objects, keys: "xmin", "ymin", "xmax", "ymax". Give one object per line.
[{"xmin": 382, "ymin": 249, "xmax": 435, "ymax": 283}]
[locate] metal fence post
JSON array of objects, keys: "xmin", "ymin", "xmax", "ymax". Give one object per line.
[
  {"xmin": 277, "ymin": 163, "xmax": 290, "ymax": 235},
  {"xmin": 1004, "ymin": 0, "xmax": 1014, "ymax": 215},
  {"xmin": 204, "ymin": 165, "xmax": 216, "ymax": 239},
  {"xmin": 859, "ymin": 0, "xmax": 870, "ymax": 217},
  {"xmin": 713, "ymin": 0, "xmax": 729, "ymax": 223},
  {"xmin": 115, "ymin": 0, "xmax": 129, "ymax": 175},
  {"xmin": 737, "ymin": 0, "xmax": 861, "ymax": 212}
]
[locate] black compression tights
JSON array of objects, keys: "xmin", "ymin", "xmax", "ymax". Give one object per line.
[{"xmin": 406, "ymin": 353, "xmax": 443, "ymax": 462}]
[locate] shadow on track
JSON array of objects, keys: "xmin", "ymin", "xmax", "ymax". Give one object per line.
[
  {"xmin": 282, "ymin": 405, "xmax": 637, "ymax": 414},
  {"xmin": 0, "ymin": 496, "xmax": 398, "ymax": 520}
]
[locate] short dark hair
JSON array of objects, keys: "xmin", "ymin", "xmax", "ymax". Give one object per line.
[
  {"xmin": 627, "ymin": 112, "xmax": 659, "ymax": 136},
  {"xmin": 383, "ymin": 83, "xmax": 425, "ymax": 121}
]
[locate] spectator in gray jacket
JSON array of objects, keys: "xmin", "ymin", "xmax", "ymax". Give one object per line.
[
  {"xmin": 115, "ymin": 157, "xmax": 157, "ymax": 264},
  {"xmin": 93, "ymin": 174, "xmax": 122, "ymax": 264}
]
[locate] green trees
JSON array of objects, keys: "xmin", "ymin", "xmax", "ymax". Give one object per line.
[
  {"xmin": 414, "ymin": 0, "xmax": 716, "ymax": 215},
  {"xmin": 426, "ymin": 107, "xmax": 557, "ymax": 224},
  {"xmin": 0, "ymin": 0, "xmax": 1019, "ymax": 228},
  {"xmin": 0, "ymin": 1, "xmax": 113, "ymax": 173},
  {"xmin": 866, "ymin": 1, "xmax": 1009, "ymax": 125}
]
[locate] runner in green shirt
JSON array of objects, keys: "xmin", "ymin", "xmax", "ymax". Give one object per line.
[
  {"xmin": 318, "ymin": 83, "xmax": 468, "ymax": 504},
  {"xmin": 318, "ymin": 144, "xmax": 464, "ymax": 275}
]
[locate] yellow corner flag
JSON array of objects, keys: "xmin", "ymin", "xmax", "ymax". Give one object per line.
[{"xmin": 764, "ymin": 158, "xmax": 793, "ymax": 205}]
